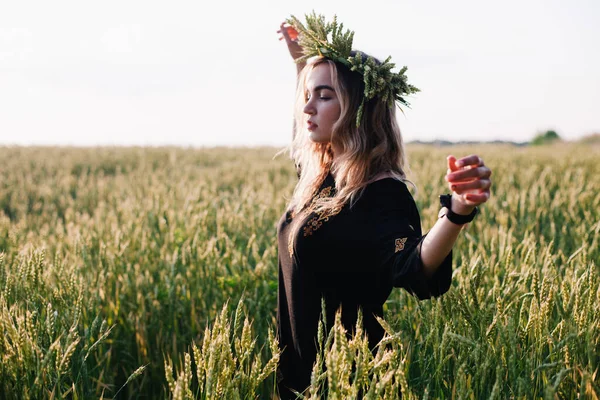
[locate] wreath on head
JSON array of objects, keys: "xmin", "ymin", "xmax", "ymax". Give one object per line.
[{"xmin": 287, "ymin": 12, "xmax": 420, "ymax": 127}]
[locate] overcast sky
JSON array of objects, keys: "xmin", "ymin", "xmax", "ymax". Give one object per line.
[{"xmin": 1, "ymin": 0, "xmax": 598, "ymax": 146}]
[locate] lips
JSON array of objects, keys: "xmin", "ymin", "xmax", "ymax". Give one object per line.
[{"xmin": 307, "ymin": 121, "xmax": 318, "ymax": 131}]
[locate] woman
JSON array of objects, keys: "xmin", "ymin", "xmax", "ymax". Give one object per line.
[{"xmin": 276, "ymin": 15, "xmax": 491, "ymax": 398}]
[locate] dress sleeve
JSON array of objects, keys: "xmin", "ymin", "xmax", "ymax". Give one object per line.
[{"xmin": 370, "ymin": 181, "xmax": 452, "ymax": 300}]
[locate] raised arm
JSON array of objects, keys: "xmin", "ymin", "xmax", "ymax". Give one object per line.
[
  {"xmin": 277, "ymin": 22, "xmax": 305, "ymax": 75},
  {"xmin": 277, "ymin": 22, "xmax": 306, "ymax": 144},
  {"xmin": 420, "ymin": 155, "xmax": 492, "ymax": 276}
]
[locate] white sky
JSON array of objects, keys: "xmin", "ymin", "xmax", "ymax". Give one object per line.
[{"xmin": 1, "ymin": 0, "xmax": 599, "ymax": 146}]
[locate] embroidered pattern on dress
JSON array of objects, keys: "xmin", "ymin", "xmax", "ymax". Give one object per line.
[
  {"xmin": 288, "ymin": 186, "xmax": 332, "ymax": 221},
  {"xmin": 395, "ymin": 237, "xmax": 408, "ymax": 253},
  {"xmin": 302, "ymin": 205, "xmax": 342, "ymax": 237},
  {"xmin": 287, "ymin": 185, "xmax": 341, "ymax": 257}
]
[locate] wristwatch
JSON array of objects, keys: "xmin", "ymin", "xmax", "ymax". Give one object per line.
[{"xmin": 439, "ymin": 194, "xmax": 478, "ymax": 225}]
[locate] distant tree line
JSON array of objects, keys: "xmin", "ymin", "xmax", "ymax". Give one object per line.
[{"xmin": 409, "ymin": 130, "xmax": 599, "ymax": 146}]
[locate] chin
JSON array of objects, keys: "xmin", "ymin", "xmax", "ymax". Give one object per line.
[{"xmin": 308, "ymin": 131, "xmax": 331, "ymax": 144}]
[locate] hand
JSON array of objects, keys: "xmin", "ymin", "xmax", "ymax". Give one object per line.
[
  {"xmin": 445, "ymin": 155, "xmax": 492, "ymax": 214},
  {"xmin": 277, "ymin": 22, "xmax": 304, "ymax": 62}
]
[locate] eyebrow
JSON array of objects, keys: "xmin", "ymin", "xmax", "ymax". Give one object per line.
[{"xmin": 308, "ymin": 85, "xmax": 335, "ymax": 92}]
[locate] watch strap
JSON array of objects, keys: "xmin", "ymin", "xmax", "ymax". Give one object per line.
[{"xmin": 439, "ymin": 194, "xmax": 478, "ymax": 224}]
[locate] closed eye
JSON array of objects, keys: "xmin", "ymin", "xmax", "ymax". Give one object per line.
[
  {"xmin": 305, "ymin": 92, "xmax": 334, "ymax": 102},
  {"xmin": 305, "ymin": 84, "xmax": 336, "ymax": 102}
]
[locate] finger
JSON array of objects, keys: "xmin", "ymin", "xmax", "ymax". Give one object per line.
[
  {"xmin": 465, "ymin": 192, "xmax": 490, "ymax": 204},
  {"xmin": 456, "ymin": 155, "xmax": 483, "ymax": 168},
  {"xmin": 450, "ymin": 179, "xmax": 491, "ymax": 194},
  {"xmin": 287, "ymin": 26, "xmax": 299, "ymax": 40},
  {"xmin": 279, "ymin": 22, "xmax": 292, "ymax": 42},
  {"xmin": 447, "ymin": 155, "xmax": 459, "ymax": 173},
  {"xmin": 280, "ymin": 23, "xmax": 299, "ymax": 43},
  {"xmin": 446, "ymin": 166, "xmax": 492, "ymax": 182}
]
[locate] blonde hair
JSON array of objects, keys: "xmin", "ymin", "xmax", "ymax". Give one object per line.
[{"xmin": 286, "ymin": 54, "xmax": 410, "ymax": 221}]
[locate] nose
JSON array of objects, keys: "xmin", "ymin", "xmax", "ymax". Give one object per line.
[{"xmin": 303, "ymin": 98, "xmax": 315, "ymax": 115}]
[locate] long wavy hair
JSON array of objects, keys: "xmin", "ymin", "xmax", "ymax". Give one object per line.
[{"xmin": 287, "ymin": 52, "xmax": 411, "ymax": 219}]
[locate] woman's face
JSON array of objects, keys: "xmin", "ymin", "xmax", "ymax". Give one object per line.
[{"xmin": 303, "ymin": 63, "xmax": 341, "ymax": 143}]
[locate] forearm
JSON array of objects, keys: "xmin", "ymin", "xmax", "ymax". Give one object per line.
[
  {"xmin": 420, "ymin": 216, "xmax": 462, "ymax": 276},
  {"xmin": 292, "ymin": 62, "xmax": 306, "ymax": 142},
  {"xmin": 420, "ymin": 201, "xmax": 475, "ymax": 277}
]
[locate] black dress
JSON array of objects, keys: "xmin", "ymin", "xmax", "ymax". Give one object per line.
[{"xmin": 276, "ymin": 172, "xmax": 452, "ymax": 398}]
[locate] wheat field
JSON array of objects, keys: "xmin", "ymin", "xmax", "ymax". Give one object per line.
[{"xmin": 0, "ymin": 144, "xmax": 598, "ymax": 399}]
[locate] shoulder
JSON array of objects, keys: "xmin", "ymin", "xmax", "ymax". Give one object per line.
[
  {"xmin": 358, "ymin": 177, "xmax": 415, "ymax": 210},
  {"xmin": 365, "ymin": 176, "xmax": 412, "ymax": 198},
  {"xmin": 356, "ymin": 177, "xmax": 421, "ymax": 233}
]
